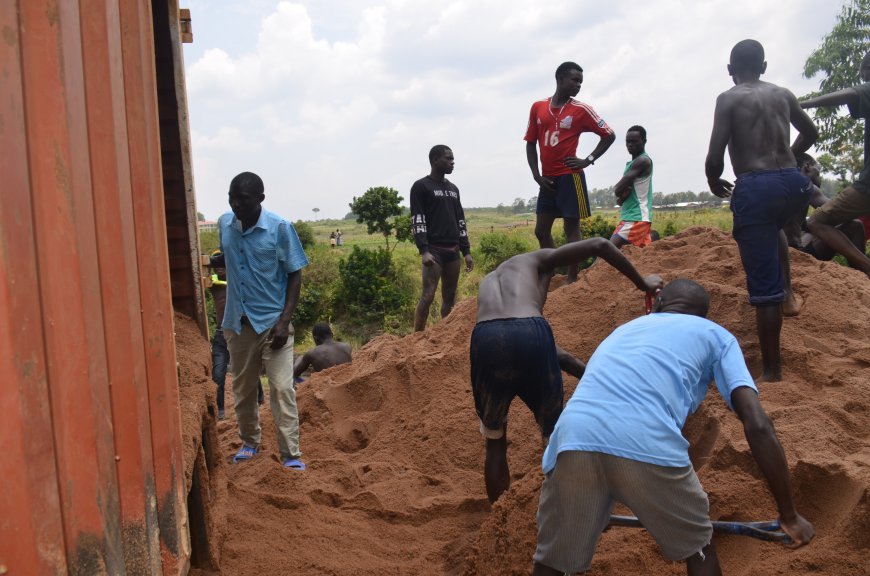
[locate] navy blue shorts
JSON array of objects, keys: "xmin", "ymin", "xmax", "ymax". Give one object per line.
[
  {"xmin": 731, "ymin": 168, "xmax": 811, "ymax": 306},
  {"xmin": 470, "ymin": 317, "xmax": 564, "ymax": 438},
  {"xmin": 536, "ymin": 172, "xmax": 591, "ymax": 219}
]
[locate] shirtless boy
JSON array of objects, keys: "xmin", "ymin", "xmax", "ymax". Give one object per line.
[
  {"xmin": 471, "ymin": 238, "xmax": 661, "ymax": 503},
  {"xmin": 705, "ymin": 39, "xmax": 818, "ymax": 382}
]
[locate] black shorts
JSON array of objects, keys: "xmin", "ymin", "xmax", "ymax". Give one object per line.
[
  {"xmin": 536, "ymin": 172, "xmax": 591, "ymax": 219},
  {"xmin": 470, "ymin": 317, "xmax": 564, "ymax": 438},
  {"xmin": 428, "ymin": 243, "xmax": 461, "ymax": 267}
]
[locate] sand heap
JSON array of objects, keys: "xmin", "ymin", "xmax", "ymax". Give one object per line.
[{"xmin": 203, "ymin": 227, "xmax": 869, "ymax": 575}]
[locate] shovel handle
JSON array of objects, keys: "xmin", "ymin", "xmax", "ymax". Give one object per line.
[{"xmin": 608, "ymin": 515, "xmax": 792, "ymax": 544}]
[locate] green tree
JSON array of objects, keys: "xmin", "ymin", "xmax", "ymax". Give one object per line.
[
  {"xmin": 511, "ymin": 197, "xmax": 527, "ymax": 214},
  {"xmin": 293, "ymin": 220, "xmax": 315, "ymax": 249},
  {"xmin": 349, "ymin": 186, "xmax": 408, "ymax": 251},
  {"xmin": 802, "ymin": 0, "xmax": 870, "ymax": 183},
  {"xmin": 334, "ymin": 246, "xmax": 413, "ymax": 327}
]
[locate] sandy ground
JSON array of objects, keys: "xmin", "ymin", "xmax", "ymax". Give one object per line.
[{"xmin": 178, "ymin": 227, "xmax": 870, "ymax": 575}]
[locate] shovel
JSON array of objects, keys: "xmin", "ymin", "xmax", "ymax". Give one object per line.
[{"xmin": 609, "ymin": 514, "xmax": 793, "ymax": 544}]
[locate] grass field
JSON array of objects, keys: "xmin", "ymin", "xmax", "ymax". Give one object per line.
[{"xmin": 199, "ymin": 206, "xmax": 742, "ymax": 344}]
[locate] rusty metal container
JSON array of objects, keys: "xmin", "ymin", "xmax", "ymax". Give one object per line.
[{"xmin": 0, "ymin": 1, "xmax": 201, "ymax": 573}]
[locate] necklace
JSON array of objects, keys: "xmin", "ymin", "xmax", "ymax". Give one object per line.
[{"xmin": 549, "ymin": 98, "xmax": 568, "ymax": 126}]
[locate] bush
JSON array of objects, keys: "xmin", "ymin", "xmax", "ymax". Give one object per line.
[
  {"xmin": 291, "ymin": 244, "xmax": 342, "ymax": 342},
  {"xmin": 294, "ymin": 220, "xmax": 316, "ymax": 249},
  {"xmin": 663, "ymin": 220, "xmax": 678, "ymax": 237},
  {"xmin": 478, "ymin": 231, "xmax": 534, "ymax": 273},
  {"xmin": 335, "ymin": 246, "xmax": 414, "ymax": 330}
]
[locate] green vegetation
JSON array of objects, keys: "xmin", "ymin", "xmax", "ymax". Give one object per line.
[
  {"xmin": 802, "ymin": 0, "xmax": 870, "ymax": 184},
  {"xmin": 200, "ymin": 205, "xmax": 750, "ymax": 345}
]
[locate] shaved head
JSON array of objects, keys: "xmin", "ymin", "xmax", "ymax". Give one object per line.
[
  {"xmin": 729, "ymin": 39, "xmax": 765, "ymax": 76},
  {"xmin": 657, "ymin": 279, "xmax": 710, "ymax": 318}
]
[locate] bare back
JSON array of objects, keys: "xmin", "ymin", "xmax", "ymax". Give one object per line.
[
  {"xmin": 476, "ymin": 253, "xmax": 554, "ymax": 322},
  {"xmin": 721, "ymin": 81, "xmax": 802, "ymax": 174},
  {"xmin": 307, "ymin": 341, "xmax": 352, "ymax": 372}
]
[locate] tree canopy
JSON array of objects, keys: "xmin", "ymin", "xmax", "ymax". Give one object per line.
[
  {"xmin": 802, "ymin": 0, "xmax": 870, "ymax": 183},
  {"xmin": 348, "ymin": 186, "xmax": 409, "ymax": 250}
]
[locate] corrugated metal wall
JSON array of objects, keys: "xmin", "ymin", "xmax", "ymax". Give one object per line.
[{"xmin": 0, "ymin": 0, "xmax": 190, "ymax": 573}]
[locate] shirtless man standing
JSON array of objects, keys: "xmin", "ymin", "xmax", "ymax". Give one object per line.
[
  {"xmin": 705, "ymin": 39, "xmax": 818, "ymax": 382},
  {"xmin": 293, "ymin": 322, "xmax": 352, "ymax": 380},
  {"xmin": 471, "ymin": 238, "xmax": 661, "ymax": 503}
]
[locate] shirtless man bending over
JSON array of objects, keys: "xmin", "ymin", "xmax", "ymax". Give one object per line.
[
  {"xmin": 705, "ymin": 39, "xmax": 818, "ymax": 382},
  {"xmin": 471, "ymin": 238, "xmax": 661, "ymax": 503}
]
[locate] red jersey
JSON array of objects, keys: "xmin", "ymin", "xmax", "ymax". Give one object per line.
[
  {"xmin": 524, "ymin": 97, "xmax": 613, "ymax": 177},
  {"xmin": 860, "ymin": 215, "xmax": 870, "ymax": 241}
]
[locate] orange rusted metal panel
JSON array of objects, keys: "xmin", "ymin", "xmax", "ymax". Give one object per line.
[
  {"xmin": 0, "ymin": 2, "xmax": 67, "ymax": 574},
  {"xmin": 79, "ymin": 0, "xmax": 164, "ymax": 572},
  {"xmin": 118, "ymin": 0, "xmax": 191, "ymax": 572},
  {"xmin": 18, "ymin": 0, "xmax": 125, "ymax": 572},
  {"xmin": 1, "ymin": 0, "xmax": 191, "ymax": 573}
]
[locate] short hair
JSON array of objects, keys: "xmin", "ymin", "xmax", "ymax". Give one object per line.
[
  {"xmin": 312, "ymin": 322, "xmax": 333, "ymax": 344},
  {"xmin": 627, "ymin": 125, "xmax": 647, "ymax": 141},
  {"xmin": 555, "ymin": 61, "xmax": 583, "ymax": 81},
  {"xmin": 660, "ymin": 278, "xmax": 710, "ymax": 318},
  {"xmin": 795, "ymin": 152, "xmax": 817, "ymax": 170},
  {"xmin": 229, "ymin": 171, "xmax": 264, "ymax": 195},
  {"xmin": 429, "ymin": 144, "xmax": 451, "ymax": 163},
  {"xmin": 729, "ymin": 40, "xmax": 765, "ymax": 75}
]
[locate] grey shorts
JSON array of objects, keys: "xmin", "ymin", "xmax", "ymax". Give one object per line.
[{"xmin": 534, "ymin": 451, "xmax": 712, "ymax": 573}]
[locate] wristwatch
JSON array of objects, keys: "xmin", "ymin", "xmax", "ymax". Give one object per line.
[{"xmin": 585, "ymin": 154, "xmax": 595, "ymax": 164}]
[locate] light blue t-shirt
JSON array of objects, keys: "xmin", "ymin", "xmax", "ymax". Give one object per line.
[
  {"xmin": 542, "ymin": 313, "xmax": 756, "ymax": 472},
  {"xmin": 219, "ymin": 208, "xmax": 309, "ymax": 335}
]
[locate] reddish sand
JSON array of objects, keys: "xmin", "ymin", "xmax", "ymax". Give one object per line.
[{"xmin": 181, "ymin": 227, "xmax": 870, "ymax": 575}]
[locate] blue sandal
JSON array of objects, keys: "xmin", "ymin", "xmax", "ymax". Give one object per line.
[
  {"xmin": 282, "ymin": 458, "xmax": 306, "ymax": 470},
  {"xmin": 233, "ymin": 444, "xmax": 258, "ymax": 463}
]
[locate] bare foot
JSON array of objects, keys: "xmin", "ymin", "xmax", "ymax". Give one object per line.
[{"xmin": 782, "ymin": 291, "xmax": 804, "ymax": 317}]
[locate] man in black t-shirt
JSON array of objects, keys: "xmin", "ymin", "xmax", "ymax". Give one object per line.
[{"xmin": 410, "ymin": 145, "xmax": 474, "ymax": 331}]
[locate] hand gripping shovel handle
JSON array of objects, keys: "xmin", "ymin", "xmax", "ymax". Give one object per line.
[{"xmin": 609, "ymin": 515, "xmax": 793, "ymax": 544}]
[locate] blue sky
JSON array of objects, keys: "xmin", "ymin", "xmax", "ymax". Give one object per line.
[{"xmin": 182, "ymin": 0, "xmax": 839, "ymax": 220}]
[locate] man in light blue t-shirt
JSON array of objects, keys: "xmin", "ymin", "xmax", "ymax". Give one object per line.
[{"xmin": 533, "ymin": 279, "xmax": 814, "ymax": 576}]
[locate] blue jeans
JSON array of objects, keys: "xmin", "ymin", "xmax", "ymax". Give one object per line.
[{"xmin": 211, "ymin": 330, "xmax": 229, "ymax": 411}]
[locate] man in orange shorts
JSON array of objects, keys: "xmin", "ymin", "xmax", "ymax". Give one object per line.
[{"xmin": 611, "ymin": 125, "xmax": 653, "ymax": 248}]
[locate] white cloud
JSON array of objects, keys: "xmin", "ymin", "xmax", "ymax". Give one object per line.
[{"xmin": 183, "ymin": 0, "xmax": 839, "ymax": 221}]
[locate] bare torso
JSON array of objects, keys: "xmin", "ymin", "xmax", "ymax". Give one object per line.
[
  {"xmin": 475, "ymin": 253, "xmax": 553, "ymax": 322},
  {"xmin": 308, "ymin": 341, "xmax": 352, "ymax": 372},
  {"xmin": 724, "ymin": 81, "xmax": 797, "ymax": 174}
]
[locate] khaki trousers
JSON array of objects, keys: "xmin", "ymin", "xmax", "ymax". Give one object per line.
[{"xmin": 225, "ymin": 320, "xmax": 300, "ymax": 459}]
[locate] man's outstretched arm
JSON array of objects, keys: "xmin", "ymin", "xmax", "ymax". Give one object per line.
[
  {"xmin": 540, "ymin": 237, "xmax": 662, "ymax": 293},
  {"xmin": 801, "ymin": 88, "xmax": 859, "ymax": 110},
  {"xmin": 731, "ymin": 386, "xmax": 815, "ymax": 546}
]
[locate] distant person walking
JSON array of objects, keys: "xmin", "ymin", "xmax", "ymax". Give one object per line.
[
  {"xmin": 471, "ymin": 237, "xmax": 661, "ymax": 503},
  {"xmin": 611, "ymin": 125, "xmax": 654, "ymax": 248},
  {"xmin": 801, "ymin": 50, "xmax": 870, "ymax": 278},
  {"xmin": 705, "ymin": 39, "xmax": 818, "ymax": 382},
  {"xmin": 219, "ymin": 171, "xmax": 309, "ymax": 470},
  {"xmin": 293, "ymin": 322, "xmax": 352, "ymax": 380},
  {"xmin": 525, "ymin": 61, "xmax": 616, "ymax": 282},
  {"xmin": 410, "ymin": 145, "xmax": 474, "ymax": 331}
]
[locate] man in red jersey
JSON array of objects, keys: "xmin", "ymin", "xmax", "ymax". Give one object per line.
[{"xmin": 525, "ymin": 61, "xmax": 616, "ymax": 283}]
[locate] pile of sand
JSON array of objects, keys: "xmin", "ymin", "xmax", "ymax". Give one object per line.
[{"xmin": 192, "ymin": 227, "xmax": 869, "ymax": 575}]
